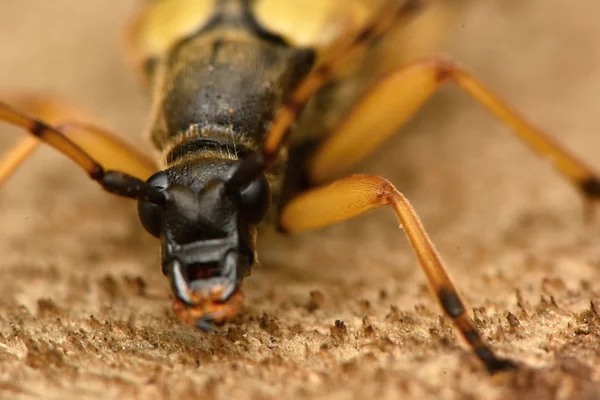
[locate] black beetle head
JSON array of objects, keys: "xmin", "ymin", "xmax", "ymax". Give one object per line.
[{"xmin": 136, "ymin": 157, "xmax": 270, "ymax": 330}]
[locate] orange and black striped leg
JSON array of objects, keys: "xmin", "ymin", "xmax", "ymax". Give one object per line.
[
  {"xmin": 307, "ymin": 56, "xmax": 600, "ymax": 206},
  {"xmin": 0, "ymin": 94, "xmax": 81, "ymax": 185},
  {"xmin": 279, "ymin": 174, "xmax": 517, "ymax": 374},
  {"xmin": 0, "ymin": 101, "xmax": 162, "ymax": 203}
]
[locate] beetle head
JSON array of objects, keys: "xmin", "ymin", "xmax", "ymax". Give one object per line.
[{"xmin": 136, "ymin": 156, "xmax": 270, "ymax": 330}]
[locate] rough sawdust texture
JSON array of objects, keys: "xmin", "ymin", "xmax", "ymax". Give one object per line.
[{"xmin": 1, "ymin": 1, "xmax": 600, "ymax": 399}]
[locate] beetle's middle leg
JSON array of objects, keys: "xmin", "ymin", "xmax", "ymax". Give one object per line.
[
  {"xmin": 308, "ymin": 56, "xmax": 600, "ymax": 208},
  {"xmin": 278, "ymin": 173, "xmax": 517, "ymax": 375}
]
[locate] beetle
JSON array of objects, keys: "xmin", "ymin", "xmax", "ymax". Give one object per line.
[{"xmin": 0, "ymin": 0, "xmax": 598, "ymax": 375}]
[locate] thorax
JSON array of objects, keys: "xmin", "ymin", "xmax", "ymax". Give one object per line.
[{"xmin": 146, "ymin": 21, "xmax": 314, "ymax": 169}]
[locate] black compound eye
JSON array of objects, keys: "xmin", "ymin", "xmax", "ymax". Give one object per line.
[
  {"xmin": 239, "ymin": 175, "xmax": 271, "ymax": 225},
  {"xmin": 138, "ymin": 200, "xmax": 162, "ymax": 237},
  {"xmin": 137, "ymin": 171, "xmax": 169, "ymax": 238}
]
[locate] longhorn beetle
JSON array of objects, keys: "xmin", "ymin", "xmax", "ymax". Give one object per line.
[{"xmin": 0, "ymin": 0, "xmax": 598, "ymax": 374}]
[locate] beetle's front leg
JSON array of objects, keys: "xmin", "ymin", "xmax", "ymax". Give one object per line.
[{"xmin": 279, "ymin": 173, "xmax": 517, "ymax": 375}]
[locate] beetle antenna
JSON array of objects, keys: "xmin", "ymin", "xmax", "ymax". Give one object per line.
[
  {"xmin": 0, "ymin": 102, "xmax": 168, "ymax": 206},
  {"xmin": 101, "ymin": 170, "xmax": 168, "ymax": 205}
]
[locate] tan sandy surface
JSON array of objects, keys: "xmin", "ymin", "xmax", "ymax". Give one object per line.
[{"xmin": 1, "ymin": 1, "xmax": 600, "ymax": 399}]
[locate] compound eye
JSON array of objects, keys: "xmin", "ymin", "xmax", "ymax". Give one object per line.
[
  {"xmin": 137, "ymin": 171, "xmax": 169, "ymax": 238},
  {"xmin": 138, "ymin": 200, "xmax": 162, "ymax": 237},
  {"xmin": 239, "ymin": 175, "xmax": 271, "ymax": 225}
]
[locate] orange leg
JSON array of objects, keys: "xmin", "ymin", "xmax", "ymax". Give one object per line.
[
  {"xmin": 280, "ymin": 174, "xmax": 517, "ymax": 374},
  {"xmin": 261, "ymin": 1, "xmax": 411, "ymax": 165},
  {"xmin": 0, "ymin": 99, "xmax": 162, "ymax": 203},
  {"xmin": 307, "ymin": 56, "xmax": 600, "ymax": 205},
  {"xmin": 0, "ymin": 95, "xmax": 156, "ymax": 184},
  {"xmin": 0, "ymin": 137, "xmax": 39, "ymax": 186}
]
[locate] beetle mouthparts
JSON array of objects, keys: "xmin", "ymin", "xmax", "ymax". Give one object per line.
[
  {"xmin": 172, "ymin": 287, "xmax": 245, "ymax": 331},
  {"xmin": 167, "ymin": 258, "xmax": 244, "ymax": 329}
]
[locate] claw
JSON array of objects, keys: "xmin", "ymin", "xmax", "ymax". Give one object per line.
[
  {"xmin": 218, "ymin": 251, "xmax": 239, "ymax": 302},
  {"xmin": 168, "ymin": 252, "xmax": 245, "ymax": 327},
  {"xmin": 172, "ymin": 288, "xmax": 245, "ymax": 328},
  {"xmin": 168, "ymin": 259, "xmax": 195, "ymax": 305}
]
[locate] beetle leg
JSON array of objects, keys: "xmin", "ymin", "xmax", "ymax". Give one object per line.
[
  {"xmin": 0, "ymin": 95, "xmax": 157, "ymax": 185},
  {"xmin": 0, "ymin": 121, "xmax": 158, "ymax": 185},
  {"xmin": 0, "ymin": 136, "xmax": 40, "ymax": 186},
  {"xmin": 279, "ymin": 173, "xmax": 517, "ymax": 375},
  {"xmin": 308, "ymin": 56, "xmax": 600, "ymax": 206},
  {"xmin": 228, "ymin": 1, "xmax": 421, "ymax": 189},
  {"xmin": 258, "ymin": 0, "xmax": 416, "ymax": 169},
  {"xmin": 0, "ymin": 100, "xmax": 163, "ymax": 203}
]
